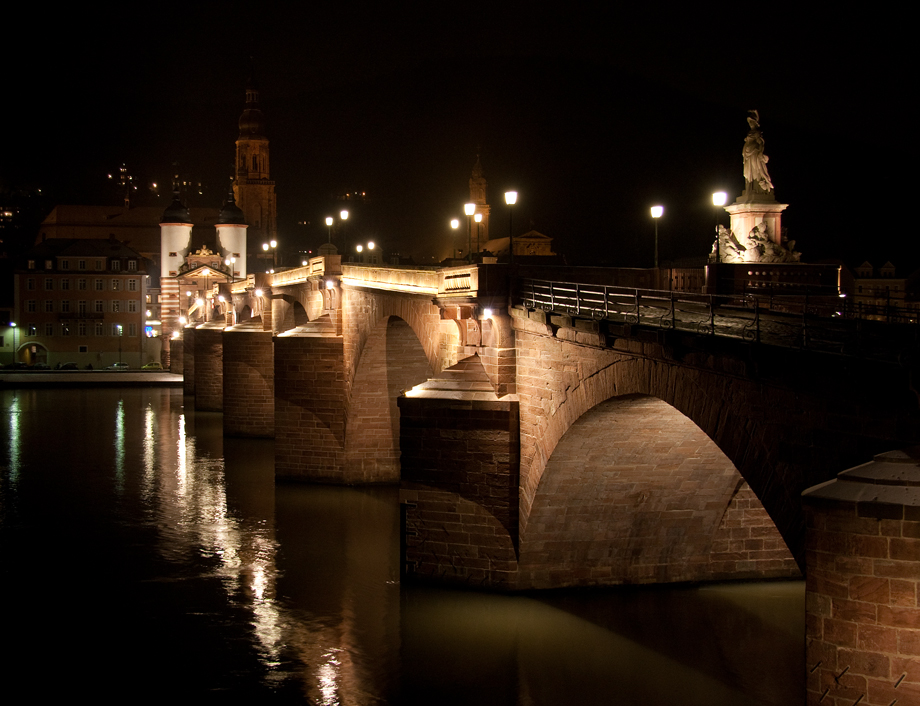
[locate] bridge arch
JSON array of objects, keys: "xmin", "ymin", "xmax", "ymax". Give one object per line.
[
  {"xmin": 517, "ymin": 394, "xmax": 799, "ymax": 588},
  {"xmin": 345, "ymin": 315, "xmax": 434, "ymax": 482}
]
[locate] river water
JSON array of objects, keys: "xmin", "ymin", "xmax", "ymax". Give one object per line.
[{"xmin": 0, "ymin": 387, "xmax": 804, "ymax": 704}]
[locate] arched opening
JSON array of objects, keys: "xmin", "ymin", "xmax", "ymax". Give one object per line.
[
  {"xmin": 238, "ymin": 305, "xmax": 252, "ymax": 323},
  {"xmin": 346, "ymin": 316, "xmax": 433, "ymax": 482},
  {"xmin": 518, "ymin": 394, "xmax": 799, "ymax": 589},
  {"xmin": 20, "ymin": 342, "xmax": 48, "ymax": 367}
]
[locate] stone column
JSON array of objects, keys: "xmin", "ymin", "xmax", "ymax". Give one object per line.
[
  {"xmin": 223, "ymin": 322, "xmax": 274, "ymax": 438},
  {"xmin": 803, "ymin": 449, "xmax": 920, "ymax": 706}
]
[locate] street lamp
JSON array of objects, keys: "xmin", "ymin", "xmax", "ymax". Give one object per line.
[
  {"xmin": 474, "ymin": 212, "xmax": 483, "ymax": 262},
  {"xmin": 225, "ymin": 256, "xmax": 236, "ymax": 284},
  {"xmin": 325, "ymin": 216, "xmax": 334, "ymax": 243},
  {"xmin": 10, "ymin": 322, "xmax": 17, "ymax": 365},
  {"xmin": 504, "ymin": 191, "xmax": 517, "ymax": 263},
  {"xmin": 650, "ymin": 205, "xmax": 663, "ymax": 268},
  {"xmin": 464, "ymin": 202, "xmax": 476, "ymax": 264},
  {"xmin": 450, "ymin": 218, "xmax": 460, "ymax": 260},
  {"xmin": 712, "ymin": 191, "xmax": 728, "ymax": 263}
]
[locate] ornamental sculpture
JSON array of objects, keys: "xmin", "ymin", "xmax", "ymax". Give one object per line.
[{"xmin": 742, "ymin": 109, "xmax": 774, "ymax": 194}]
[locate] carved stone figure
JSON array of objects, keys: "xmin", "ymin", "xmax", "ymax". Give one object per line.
[
  {"xmin": 709, "ymin": 223, "xmax": 800, "ymax": 264},
  {"xmin": 742, "ymin": 110, "xmax": 774, "ymax": 194}
]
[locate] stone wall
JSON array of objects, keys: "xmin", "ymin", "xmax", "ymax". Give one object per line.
[{"xmin": 193, "ymin": 326, "xmax": 223, "ymax": 411}]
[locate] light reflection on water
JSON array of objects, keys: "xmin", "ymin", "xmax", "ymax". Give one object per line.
[{"xmin": 0, "ymin": 388, "xmax": 804, "ymax": 704}]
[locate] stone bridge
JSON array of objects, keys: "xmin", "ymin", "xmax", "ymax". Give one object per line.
[{"xmin": 178, "ymin": 256, "xmax": 920, "ymax": 592}]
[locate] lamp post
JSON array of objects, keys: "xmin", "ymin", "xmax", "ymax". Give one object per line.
[
  {"xmin": 474, "ymin": 213, "xmax": 483, "ymax": 261},
  {"xmin": 464, "ymin": 203, "xmax": 476, "ymax": 264},
  {"xmin": 712, "ymin": 191, "xmax": 728, "ymax": 263},
  {"xmin": 650, "ymin": 205, "xmax": 663, "ymax": 268},
  {"xmin": 504, "ymin": 191, "xmax": 517, "ymax": 263},
  {"xmin": 450, "ymin": 218, "xmax": 460, "ymax": 260},
  {"xmin": 202, "ymin": 268, "xmax": 210, "ymax": 321},
  {"xmin": 10, "ymin": 322, "xmax": 17, "ymax": 365},
  {"xmin": 325, "ymin": 216, "xmax": 334, "ymax": 244},
  {"xmin": 340, "ymin": 209, "xmax": 348, "ymax": 249}
]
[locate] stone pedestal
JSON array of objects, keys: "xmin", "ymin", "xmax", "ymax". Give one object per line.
[
  {"xmin": 724, "ymin": 197, "xmax": 788, "ymax": 247},
  {"xmin": 803, "ymin": 449, "xmax": 920, "ymax": 706},
  {"xmin": 223, "ymin": 322, "xmax": 274, "ymax": 438}
]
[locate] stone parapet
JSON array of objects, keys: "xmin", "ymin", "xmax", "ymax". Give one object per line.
[{"xmin": 193, "ymin": 323, "xmax": 224, "ymax": 411}]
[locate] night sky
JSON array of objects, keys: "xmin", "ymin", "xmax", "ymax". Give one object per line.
[{"xmin": 3, "ymin": 6, "xmax": 909, "ymax": 269}]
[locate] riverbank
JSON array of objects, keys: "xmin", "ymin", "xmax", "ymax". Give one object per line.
[{"xmin": 0, "ymin": 371, "xmax": 183, "ymax": 388}]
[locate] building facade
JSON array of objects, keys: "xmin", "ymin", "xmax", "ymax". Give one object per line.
[{"xmin": 12, "ymin": 238, "xmax": 150, "ymax": 368}]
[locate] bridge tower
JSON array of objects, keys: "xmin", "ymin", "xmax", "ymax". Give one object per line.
[
  {"xmin": 469, "ymin": 154, "xmax": 491, "ymax": 255},
  {"xmin": 159, "ymin": 187, "xmax": 193, "ymax": 368},
  {"xmin": 215, "ymin": 188, "xmax": 247, "ymax": 282}
]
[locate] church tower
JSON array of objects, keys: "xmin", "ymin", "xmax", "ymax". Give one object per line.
[
  {"xmin": 233, "ymin": 76, "xmax": 277, "ymax": 253},
  {"xmin": 468, "ymin": 154, "xmax": 490, "ymax": 253}
]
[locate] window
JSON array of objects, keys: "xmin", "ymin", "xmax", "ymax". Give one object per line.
[
  {"xmin": 61, "ymin": 300, "xmax": 70, "ymax": 313},
  {"xmin": 27, "ymin": 300, "xmax": 36, "ymax": 313},
  {"xmin": 111, "ymin": 260, "xmax": 121, "ymax": 271},
  {"xmin": 112, "ymin": 324, "xmax": 122, "ymax": 337},
  {"xmin": 95, "ymin": 300, "xmax": 104, "ymax": 313},
  {"xmin": 128, "ymin": 323, "xmax": 137, "ymax": 337},
  {"xmin": 78, "ymin": 260, "xmax": 86, "ymax": 270},
  {"xmin": 45, "ymin": 260, "xmax": 52, "ymax": 269},
  {"xmin": 61, "ymin": 260, "xmax": 70, "ymax": 270},
  {"xmin": 127, "ymin": 300, "xmax": 137, "ymax": 313},
  {"xmin": 78, "ymin": 278, "xmax": 87, "ymax": 290},
  {"xmin": 44, "ymin": 278, "xmax": 53, "ymax": 290},
  {"xmin": 44, "ymin": 300, "xmax": 54, "ymax": 313},
  {"xmin": 61, "ymin": 323, "xmax": 70, "ymax": 337},
  {"xmin": 128, "ymin": 260, "xmax": 137, "ymax": 271},
  {"xmin": 78, "ymin": 301, "xmax": 87, "ymax": 315},
  {"xmin": 169, "ymin": 251, "xmax": 177, "ymax": 257},
  {"xmin": 78, "ymin": 321, "xmax": 87, "ymax": 336},
  {"xmin": 95, "ymin": 322, "xmax": 103, "ymax": 336},
  {"xmin": 27, "ymin": 278, "xmax": 35, "ymax": 290},
  {"xmin": 27, "ymin": 324, "xmax": 37, "ymax": 336},
  {"xmin": 95, "ymin": 279, "xmax": 104, "ymax": 291},
  {"xmin": 61, "ymin": 279, "xmax": 70, "ymax": 291},
  {"xmin": 111, "ymin": 301, "xmax": 120, "ymax": 313},
  {"xmin": 44, "ymin": 322, "xmax": 54, "ymax": 336},
  {"xmin": 128, "ymin": 279, "xmax": 137, "ymax": 292},
  {"xmin": 95, "ymin": 260, "xmax": 104, "ymax": 270},
  {"xmin": 112, "ymin": 280, "xmax": 120, "ymax": 291},
  {"xmin": 27, "ymin": 260, "xmax": 35, "ymax": 269}
]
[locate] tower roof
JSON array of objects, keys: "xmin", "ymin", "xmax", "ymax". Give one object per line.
[
  {"xmin": 238, "ymin": 76, "xmax": 266, "ymax": 138},
  {"xmin": 217, "ymin": 188, "xmax": 246, "ymax": 225},
  {"xmin": 160, "ymin": 188, "xmax": 192, "ymax": 225}
]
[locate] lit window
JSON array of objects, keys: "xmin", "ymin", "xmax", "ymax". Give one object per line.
[{"xmin": 112, "ymin": 280, "xmax": 120, "ymax": 291}]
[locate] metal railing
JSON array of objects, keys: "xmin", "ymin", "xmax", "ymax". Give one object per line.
[{"xmin": 517, "ymin": 278, "xmax": 920, "ymax": 365}]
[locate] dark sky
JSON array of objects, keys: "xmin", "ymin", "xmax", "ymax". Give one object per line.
[{"xmin": 3, "ymin": 5, "xmax": 909, "ymax": 268}]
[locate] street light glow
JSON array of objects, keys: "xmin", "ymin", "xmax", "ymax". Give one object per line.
[
  {"xmin": 367, "ymin": 241, "xmax": 375, "ymax": 250},
  {"xmin": 450, "ymin": 218, "xmax": 460, "ymax": 229},
  {"xmin": 474, "ymin": 213, "xmax": 482, "ymax": 223},
  {"xmin": 325, "ymin": 216, "xmax": 333, "ymax": 227},
  {"xmin": 504, "ymin": 191, "xmax": 517, "ymax": 205},
  {"xmin": 464, "ymin": 203, "xmax": 476, "ymax": 216},
  {"xmin": 340, "ymin": 210, "xmax": 348, "ymax": 220},
  {"xmin": 712, "ymin": 191, "xmax": 728, "ymax": 207},
  {"xmin": 651, "ymin": 205, "xmax": 663, "ymax": 219}
]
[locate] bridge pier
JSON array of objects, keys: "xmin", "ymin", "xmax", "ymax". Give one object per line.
[
  {"xmin": 274, "ymin": 331, "xmax": 347, "ymax": 481},
  {"xmin": 223, "ymin": 322, "xmax": 274, "ymax": 438},
  {"xmin": 803, "ymin": 450, "xmax": 920, "ymax": 706},
  {"xmin": 193, "ymin": 322, "xmax": 225, "ymax": 411},
  {"xmin": 398, "ymin": 355, "xmax": 520, "ymax": 588},
  {"xmin": 182, "ymin": 325, "xmax": 195, "ymax": 396}
]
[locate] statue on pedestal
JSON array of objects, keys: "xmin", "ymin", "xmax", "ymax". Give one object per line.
[{"xmin": 742, "ymin": 110, "xmax": 774, "ymax": 195}]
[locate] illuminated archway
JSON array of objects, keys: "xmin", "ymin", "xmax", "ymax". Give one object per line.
[{"xmin": 517, "ymin": 395, "xmax": 799, "ymax": 588}]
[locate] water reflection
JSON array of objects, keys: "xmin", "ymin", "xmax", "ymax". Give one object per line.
[{"xmin": 0, "ymin": 388, "xmax": 803, "ymax": 704}]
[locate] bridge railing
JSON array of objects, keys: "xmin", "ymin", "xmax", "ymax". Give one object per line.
[{"xmin": 517, "ymin": 278, "xmax": 920, "ymax": 364}]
